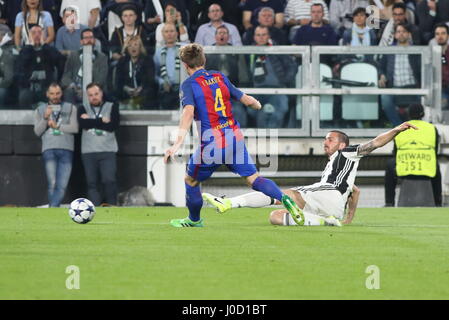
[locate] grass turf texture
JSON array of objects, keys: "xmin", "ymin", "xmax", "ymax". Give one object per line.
[{"xmin": 1, "ymin": 207, "xmax": 449, "ymax": 300}]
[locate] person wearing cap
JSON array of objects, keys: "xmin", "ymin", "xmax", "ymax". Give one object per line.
[{"xmin": 384, "ymin": 103, "xmax": 442, "ymax": 207}]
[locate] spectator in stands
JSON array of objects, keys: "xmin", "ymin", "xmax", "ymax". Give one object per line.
[
  {"xmin": 155, "ymin": 2, "xmax": 189, "ymax": 48},
  {"xmin": 0, "ymin": 24, "xmax": 14, "ymax": 107},
  {"xmin": 284, "ymin": 0, "xmax": 330, "ymax": 42},
  {"xmin": 115, "ymin": 35, "xmax": 157, "ymax": 110},
  {"xmin": 369, "ymin": 0, "xmax": 411, "ymax": 22},
  {"xmin": 109, "ymin": 4, "xmax": 155, "ymax": 62},
  {"xmin": 205, "ymin": 25, "xmax": 250, "ymax": 126},
  {"xmin": 14, "ymin": 0, "xmax": 55, "ymax": 48},
  {"xmin": 242, "ymin": 0, "xmax": 285, "ymax": 31},
  {"xmin": 144, "ymin": 0, "xmax": 163, "ymax": 33},
  {"xmin": 189, "ymin": 0, "xmax": 243, "ymax": 36},
  {"xmin": 384, "ymin": 103, "xmax": 441, "ymax": 207},
  {"xmin": 329, "ymin": 0, "xmax": 369, "ymax": 38},
  {"xmin": 6, "ymin": 0, "xmax": 61, "ymax": 30},
  {"xmin": 154, "ymin": 22, "xmax": 185, "ymax": 109},
  {"xmin": 194, "ymin": 3, "xmax": 242, "ymax": 46},
  {"xmin": 247, "ymin": 25, "xmax": 297, "ymax": 128},
  {"xmin": 243, "ymin": 7, "xmax": 288, "ymax": 45},
  {"xmin": 145, "ymin": 0, "xmax": 189, "ymax": 33},
  {"xmin": 417, "ymin": 0, "xmax": 449, "ymax": 44},
  {"xmin": 100, "ymin": 0, "xmax": 142, "ymax": 42},
  {"xmin": 33, "ymin": 82, "xmax": 78, "ymax": 207},
  {"xmin": 434, "ymin": 23, "xmax": 449, "ymax": 110},
  {"xmin": 78, "ymin": 82, "xmax": 120, "ymax": 206},
  {"xmin": 61, "ymin": 28, "xmax": 108, "ymax": 105},
  {"xmin": 17, "ymin": 24, "xmax": 64, "ymax": 108},
  {"xmin": 378, "ymin": 23, "xmax": 421, "ymax": 126},
  {"xmin": 292, "ymin": 3, "xmax": 338, "ymax": 46},
  {"xmin": 342, "ymin": 7, "xmax": 378, "ymax": 46},
  {"xmin": 379, "ymin": 2, "xmax": 421, "ymax": 46},
  {"xmin": 0, "ymin": 1, "xmax": 7, "ymax": 25},
  {"xmin": 55, "ymin": 6, "xmax": 88, "ymax": 56},
  {"xmin": 60, "ymin": 0, "xmax": 101, "ymax": 28}
]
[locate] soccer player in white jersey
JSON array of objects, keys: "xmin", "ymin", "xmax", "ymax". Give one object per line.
[{"xmin": 203, "ymin": 122, "xmax": 418, "ymax": 227}]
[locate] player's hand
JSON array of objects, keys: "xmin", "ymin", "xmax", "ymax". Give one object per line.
[
  {"xmin": 164, "ymin": 144, "xmax": 180, "ymax": 164},
  {"xmin": 397, "ymin": 122, "xmax": 419, "ymax": 132}
]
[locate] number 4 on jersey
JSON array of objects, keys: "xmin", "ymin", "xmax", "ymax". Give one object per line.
[{"xmin": 214, "ymin": 88, "xmax": 227, "ymax": 117}]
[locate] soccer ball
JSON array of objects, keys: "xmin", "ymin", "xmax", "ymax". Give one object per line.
[{"xmin": 69, "ymin": 198, "xmax": 96, "ymax": 224}]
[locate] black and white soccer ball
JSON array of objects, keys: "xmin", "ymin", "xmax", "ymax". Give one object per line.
[{"xmin": 69, "ymin": 198, "xmax": 96, "ymax": 224}]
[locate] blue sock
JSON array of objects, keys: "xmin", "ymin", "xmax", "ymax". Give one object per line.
[
  {"xmin": 185, "ymin": 183, "xmax": 203, "ymax": 222},
  {"xmin": 252, "ymin": 177, "xmax": 283, "ymax": 202}
]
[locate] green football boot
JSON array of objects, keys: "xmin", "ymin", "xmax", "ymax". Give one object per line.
[
  {"xmin": 202, "ymin": 193, "xmax": 232, "ymax": 213},
  {"xmin": 170, "ymin": 217, "xmax": 204, "ymax": 228},
  {"xmin": 281, "ymin": 195, "xmax": 305, "ymax": 226}
]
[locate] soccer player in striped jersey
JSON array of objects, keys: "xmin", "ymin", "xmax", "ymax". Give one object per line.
[
  {"xmin": 203, "ymin": 122, "xmax": 418, "ymax": 227},
  {"xmin": 164, "ymin": 43, "xmax": 301, "ymax": 228}
]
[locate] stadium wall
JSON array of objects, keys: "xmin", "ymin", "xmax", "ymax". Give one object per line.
[{"xmin": 0, "ymin": 125, "xmax": 147, "ymax": 207}]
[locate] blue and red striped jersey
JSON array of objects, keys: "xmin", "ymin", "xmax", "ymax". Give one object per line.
[{"xmin": 181, "ymin": 69, "xmax": 244, "ymax": 148}]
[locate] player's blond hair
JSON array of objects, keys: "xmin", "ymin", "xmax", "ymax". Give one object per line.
[{"xmin": 179, "ymin": 43, "xmax": 206, "ymax": 69}]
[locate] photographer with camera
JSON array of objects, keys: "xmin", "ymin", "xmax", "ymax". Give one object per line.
[{"xmin": 34, "ymin": 83, "xmax": 79, "ymax": 207}]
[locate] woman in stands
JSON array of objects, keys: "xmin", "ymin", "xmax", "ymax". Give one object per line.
[{"xmin": 14, "ymin": 0, "xmax": 55, "ymax": 48}]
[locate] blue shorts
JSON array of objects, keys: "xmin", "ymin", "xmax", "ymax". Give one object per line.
[{"xmin": 187, "ymin": 138, "xmax": 257, "ymax": 182}]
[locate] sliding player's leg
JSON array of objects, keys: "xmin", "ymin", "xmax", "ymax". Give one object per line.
[
  {"xmin": 202, "ymin": 191, "xmax": 274, "ymax": 213},
  {"xmin": 270, "ymin": 209, "xmax": 341, "ymax": 227},
  {"xmin": 203, "ymin": 188, "xmax": 304, "ymax": 212},
  {"xmin": 225, "ymin": 137, "xmax": 305, "ymax": 224}
]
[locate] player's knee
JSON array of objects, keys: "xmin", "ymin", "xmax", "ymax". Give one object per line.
[{"xmin": 269, "ymin": 210, "xmax": 284, "ymax": 225}]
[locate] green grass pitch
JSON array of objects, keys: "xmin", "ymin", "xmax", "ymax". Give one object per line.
[{"xmin": 1, "ymin": 206, "xmax": 449, "ymax": 300}]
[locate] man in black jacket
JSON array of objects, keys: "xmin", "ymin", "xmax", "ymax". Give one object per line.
[{"xmin": 17, "ymin": 25, "xmax": 64, "ymax": 109}]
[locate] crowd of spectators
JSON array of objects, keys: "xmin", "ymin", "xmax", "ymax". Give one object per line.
[{"xmin": 0, "ymin": 0, "xmax": 448, "ymax": 126}]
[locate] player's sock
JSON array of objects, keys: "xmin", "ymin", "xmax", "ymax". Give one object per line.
[
  {"xmin": 283, "ymin": 212, "xmax": 325, "ymax": 226},
  {"xmin": 251, "ymin": 177, "xmax": 283, "ymax": 202},
  {"xmin": 185, "ymin": 183, "xmax": 203, "ymax": 222},
  {"xmin": 230, "ymin": 192, "xmax": 274, "ymax": 208}
]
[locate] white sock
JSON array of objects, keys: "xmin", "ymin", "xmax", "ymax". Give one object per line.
[
  {"xmin": 230, "ymin": 192, "xmax": 274, "ymax": 208},
  {"xmin": 283, "ymin": 212, "xmax": 324, "ymax": 226}
]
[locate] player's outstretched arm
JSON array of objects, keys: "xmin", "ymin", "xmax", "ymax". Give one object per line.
[
  {"xmin": 342, "ymin": 185, "xmax": 360, "ymax": 225},
  {"xmin": 357, "ymin": 122, "xmax": 418, "ymax": 156},
  {"xmin": 164, "ymin": 105, "xmax": 195, "ymax": 163},
  {"xmin": 240, "ymin": 94, "xmax": 262, "ymax": 110}
]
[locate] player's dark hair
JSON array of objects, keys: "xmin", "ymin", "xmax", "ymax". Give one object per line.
[
  {"xmin": 329, "ymin": 130, "xmax": 350, "ymax": 146},
  {"xmin": 179, "ymin": 43, "xmax": 206, "ymax": 69}
]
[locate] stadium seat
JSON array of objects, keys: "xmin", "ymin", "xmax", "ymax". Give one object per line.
[
  {"xmin": 340, "ymin": 62, "xmax": 379, "ymax": 121},
  {"xmin": 296, "ymin": 64, "xmax": 333, "ymax": 121},
  {"xmin": 397, "ymin": 178, "xmax": 436, "ymax": 207}
]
